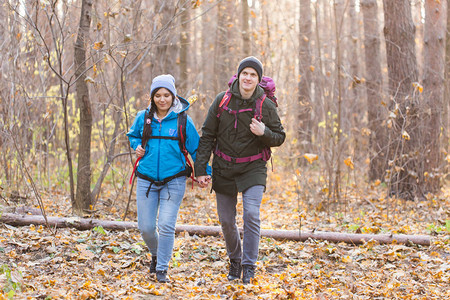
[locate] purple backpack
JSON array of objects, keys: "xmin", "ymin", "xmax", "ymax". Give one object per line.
[{"xmin": 214, "ymin": 74, "xmax": 278, "ymax": 164}]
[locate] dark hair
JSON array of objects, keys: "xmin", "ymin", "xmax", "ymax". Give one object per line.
[
  {"xmin": 151, "ymin": 87, "xmax": 174, "ymax": 103},
  {"xmin": 141, "ymin": 88, "xmax": 174, "ymax": 147}
]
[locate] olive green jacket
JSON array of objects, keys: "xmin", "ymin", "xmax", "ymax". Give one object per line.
[{"xmin": 195, "ymin": 79, "xmax": 285, "ymax": 196}]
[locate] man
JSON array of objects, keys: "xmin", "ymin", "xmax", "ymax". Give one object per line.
[{"xmin": 196, "ymin": 56, "xmax": 285, "ymax": 284}]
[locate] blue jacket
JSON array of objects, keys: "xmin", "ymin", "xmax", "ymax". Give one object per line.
[{"xmin": 127, "ymin": 96, "xmax": 199, "ymax": 181}]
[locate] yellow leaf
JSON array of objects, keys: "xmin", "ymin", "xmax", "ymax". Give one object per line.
[
  {"xmin": 361, "ymin": 128, "xmax": 371, "ymax": 136},
  {"xmin": 344, "ymin": 157, "xmax": 354, "ymax": 169},
  {"xmin": 402, "ymin": 130, "xmax": 410, "ymax": 140},
  {"xmin": 96, "ymin": 22, "xmax": 102, "ymax": 30},
  {"xmin": 446, "ymin": 154, "xmax": 450, "ymax": 163},
  {"xmin": 193, "ymin": 0, "xmax": 201, "ymax": 9},
  {"xmin": 187, "ymin": 95, "xmax": 198, "ymax": 105},
  {"xmin": 412, "ymin": 82, "xmax": 423, "ymax": 93},
  {"xmin": 342, "ymin": 255, "xmax": 352, "ymax": 263},
  {"xmin": 303, "ymin": 153, "xmax": 318, "ymax": 164},
  {"xmin": 104, "ymin": 54, "xmax": 110, "ymax": 63},
  {"xmin": 309, "ymin": 65, "xmax": 315, "ymax": 72},
  {"xmin": 250, "ymin": 10, "xmax": 257, "ymax": 18},
  {"xmin": 93, "ymin": 41, "xmax": 104, "ymax": 50}
]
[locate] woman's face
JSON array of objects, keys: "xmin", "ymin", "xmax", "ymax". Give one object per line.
[{"xmin": 153, "ymin": 88, "xmax": 174, "ymax": 116}]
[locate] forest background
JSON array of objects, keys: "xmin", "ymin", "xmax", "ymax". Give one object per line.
[{"xmin": 0, "ymin": 0, "xmax": 449, "ymax": 299}]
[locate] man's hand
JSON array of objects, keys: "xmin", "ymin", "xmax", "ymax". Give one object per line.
[
  {"xmin": 250, "ymin": 118, "xmax": 265, "ymax": 136},
  {"xmin": 136, "ymin": 145, "xmax": 145, "ymax": 158},
  {"xmin": 197, "ymin": 175, "xmax": 211, "ymax": 188}
]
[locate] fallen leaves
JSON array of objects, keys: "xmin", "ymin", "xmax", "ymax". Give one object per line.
[{"xmin": 1, "ymin": 172, "xmax": 449, "ymax": 299}]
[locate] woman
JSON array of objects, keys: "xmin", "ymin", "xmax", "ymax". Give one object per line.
[{"xmin": 127, "ymin": 74, "xmax": 199, "ymax": 283}]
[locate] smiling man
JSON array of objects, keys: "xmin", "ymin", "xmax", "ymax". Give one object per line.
[{"xmin": 195, "ymin": 56, "xmax": 285, "ymax": 284}]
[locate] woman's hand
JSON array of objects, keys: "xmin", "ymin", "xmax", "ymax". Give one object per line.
[
  {"xmin": 197, "ymin": 175, "xmax": 211, "ymax": 188},
  {"xmin": 136, "ymin": 145, "xmax": 145, "ymax": 158},
  {"xmin": 250, "ymin": 118, "xmax": 265, "ymax": 136}
]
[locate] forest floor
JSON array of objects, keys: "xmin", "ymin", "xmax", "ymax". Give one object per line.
[{"xmin": 0, "ymin": 171, "xmax": 449, "ymax": 299}]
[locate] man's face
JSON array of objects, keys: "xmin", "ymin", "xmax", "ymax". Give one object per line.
[{"xmin": 238, "ymin": 67, "xmax": 259, "ymax": 95}]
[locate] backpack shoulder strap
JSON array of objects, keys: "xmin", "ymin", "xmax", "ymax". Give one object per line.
[
  {"xmin": 254, "ymin": 94, "xmax": 267, "ymax": 121},
  {"xmin": 217, "ymin": 89, "xmax": 232, "ymax": 118},
  {"xmin": 177, "ymin": 111, "xmax": 188, "ymax": 153},
  {"xmin": 177, "ymin": 111, "xmax": 195, "ymax": 182}
]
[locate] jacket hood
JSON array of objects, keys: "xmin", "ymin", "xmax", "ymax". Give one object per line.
[
  {"xmin": 147, "ymin": 96, "xmax": 190, "ymax": 120},
  {"xmin": 230, "ymin": 78, "xmax": 264, "ymax": 101}
]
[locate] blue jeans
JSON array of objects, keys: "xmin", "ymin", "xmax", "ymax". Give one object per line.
[
  {"xmin": 136, "ymin": 176, "xmax": 186, "ymax": 272},
  {"xmin": 216, "ymin": 185, "xmax": 264, "ymax": 266}
]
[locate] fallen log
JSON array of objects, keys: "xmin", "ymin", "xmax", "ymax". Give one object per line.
[
  {"xmin": 0, "ymin": 213, "xmax": 431, "ymax": 246},
  {"xmin": 0, "ymin": 213, "xmax": 137, "ymax": 231}
]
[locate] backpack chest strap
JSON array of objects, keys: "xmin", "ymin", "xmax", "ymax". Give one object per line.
[{"xmin": 214, "ymin": 147, "xmax": 271, "ymax": 163}]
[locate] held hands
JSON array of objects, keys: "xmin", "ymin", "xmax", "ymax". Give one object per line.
[
  {"xmin": 197, "ymin": 175, "xmax": 211, "ymax": 188},
  {"xmin": 136, "ymin": 145, "xmax": 145, "ymax": 158},
  {"xmin": 250, "ymin": 118, "xmax": 265, "ymax": 136}
]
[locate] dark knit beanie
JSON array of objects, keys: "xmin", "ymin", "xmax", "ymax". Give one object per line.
[{"xmin": 237, "ymin": 56, "xmax": 263, "ymax": 82}]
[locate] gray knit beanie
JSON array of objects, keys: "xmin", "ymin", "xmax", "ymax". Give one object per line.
[
  {"xmin": 150, "ymin": 74, "xmax": 177, "ymax": 98},
  {"xmin": 237, "ymin": 56, "xmax": 263, "ymax": 82}
]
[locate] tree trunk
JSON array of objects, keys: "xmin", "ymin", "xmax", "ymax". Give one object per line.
[
  {"xmin": 383, "ymin": 0, "xmax": 420, "ymax": 200},
  {"xmin": 0, "ymin": 213, "xmax": 431, "ymax": 246},
  {"xmin": 347, "ymin": 0, "xmax": 364, "ymax": 164},
  {"xmin": 152, "ymin": 0, "xmax": 177, "ymax": 77},
  {"xmin": 361, "ymin": 0, "xmax": 386, "ymax": 181},
  {"xmin": 214, "ymin": 0, "xmax": 235, "ymax": 92},
  {"xmin": 332, "ymin": 0, "xmax": 346, "ymax": 201},
  {"xmin": 74, "ymin": 0, "xmax": 93, "ymax": 214},
  {"xmin": 199, "ymin": 4, "xmax": 216, "ymax": 120},
  {"xmin": 445, "ymin": 1, "xmax": 450, "ymax": 161},
  {"xmin": 179, "ymin": 4, "xmax": 190, "ymax": 95},
  {"xmin": 298, "ymin": 0, "xmax": 313, "ymax": 150},
  {"xmin": 241, "ymin": 0, "xmax": 251, "ymax": 56},
  {"xmin": 422, "ymin": 0, "xmax": 446, "ymax": 192}
]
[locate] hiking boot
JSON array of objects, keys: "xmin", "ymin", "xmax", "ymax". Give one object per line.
[
  {"xmin": 150, "ymin": 256, "xmax": 157, "ymax": 274},
  {"xmin": 242, "ymin": 264, "xmax": 255, "ymax": 284},
  {"xmin": 156, "ymin": 270, "xmax": 169, "ymax": 283},
  {"xmin": 227, "ymin": 259, "xmax": 242, "ymax": 281}
]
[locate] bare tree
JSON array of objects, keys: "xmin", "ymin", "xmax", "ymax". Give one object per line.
[
  {"xmin": 331, "ymin": 0, "xmax": 347, "ymax": 201},
  {"xmin": 383, "ymin": 0, "xmax": 420, "ymax": 200},
  {"xmin": 179, "ymin": 3, "xmax": 190, "ymax": 95},
  {"xmin": 298, "ymin": 0, "xmax": 313, "ymax": 151},
  {"xmin": 74, "ymin": 0, "xmax": 94, "ymax": 214},
  {"xmin": 241, "ymin": 0, "xmax": 251, "ymax": 56},
  {"xmin": 361, "ymin": 0, "xmax": 386, "ymax": 180},
  {"xmin": 422, "ymin": 0, "xmax": 447, "ymax": 192},
  {"xmin": 152, "ymin": 0, "xmax": 177, "ymax": 76},
  {"xmin": 445, "ymin": 0, "xmax": 450, "ymax": 160},
  {"xmin": 214, "ymin": 0, "xmax": 236, "ymax": 91}
]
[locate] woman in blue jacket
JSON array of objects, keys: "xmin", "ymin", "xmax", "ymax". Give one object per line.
[{"xmin": 127, "ymin": 74, "xmax": 200, "ymax": 283}]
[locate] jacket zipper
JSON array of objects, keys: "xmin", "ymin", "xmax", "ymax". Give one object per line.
[{"xmin": 157, "ymin": 120, "xmax": 162, "ymax": 181}]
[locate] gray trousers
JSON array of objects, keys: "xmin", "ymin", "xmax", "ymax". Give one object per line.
[{"xmin": 216, "ymin": 185, "xmax": 265, "ymax": 266}]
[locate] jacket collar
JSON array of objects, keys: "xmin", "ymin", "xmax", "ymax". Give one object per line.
[
  {"xmin": 230, "ymin": 78, "xmax": 264, "ymax": 102},
  {"xmin": 148, "ymin": 96, "xmax": 189, "ymax": 121}
]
